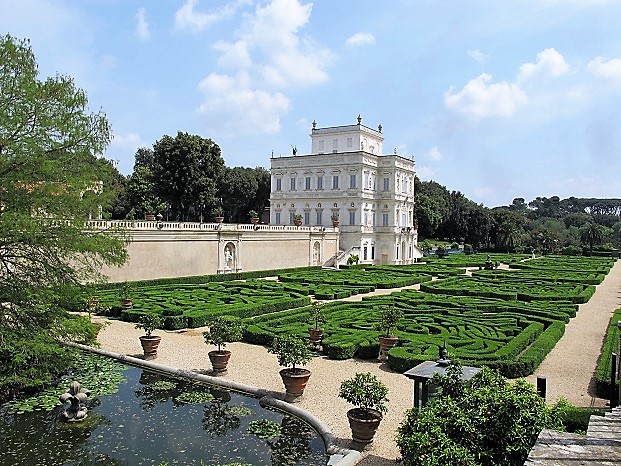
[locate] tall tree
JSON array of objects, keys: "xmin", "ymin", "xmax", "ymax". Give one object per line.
[
  {"xmin": 152, "ymin": 132, "xmax": 225, "ymax": 221},
  {"xmin": 0, "ymin": 35, "xmax": 127, "ymax": 399},
  {"xmin": 580, "ymin": 222, "xmax": 604, "ymax": 256}
]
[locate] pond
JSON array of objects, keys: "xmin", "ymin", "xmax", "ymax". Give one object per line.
[{"xmin": 0, "ymin": 358, "xmax": 328, "ymax": 466}]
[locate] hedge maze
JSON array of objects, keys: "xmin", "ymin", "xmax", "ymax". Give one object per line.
[
  {"xmin": 90, "ymin": 254, "xmax": 616, "ymax": 378},
  {"xmin": 242, "ymin": 255, "xmax": 615, "ymax": 377}
]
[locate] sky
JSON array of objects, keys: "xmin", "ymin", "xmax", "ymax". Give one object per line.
[{"xmin": 2, "ymin": 0, "xmax": 620, "ymax": 207}]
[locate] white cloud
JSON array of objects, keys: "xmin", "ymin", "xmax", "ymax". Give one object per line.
[
  {"xmin": 587, "ymin": 56, "xmax": 621, "ymax": 79},
  {"xmin": 100, "ymin": 54, "xmax": 117, "ymax": 69},
  {"xmin": 135, "ymin": 7, "xmax": 150, "ymax": 41},
  {"xmin": 518, "ymin": 48, "xmax": 569, "ymax": 81},
  {"xmin": 214, "ymin": 40, "xmax": 252, "ymax": 70},
  {"xmin": 425, "ymin": 146, "xmax": 443, "ymax": 161},
  {"xmin": 110, "ymin": 132, "xmax": 147, "ymax": 150},
  {"xmin": 195, "ymin": 0, "xmax": 332, "ymax": 135},
  {"xmin": 416, "ymin": 166, "xmax": 435, "ymax": 180},
  {"xmin": 346, "ymin": 33, "xmax": 376, "ymax": 48},
  {"xmin": 197, "ymin": 72, "xmax": 290, "ymax": 134},
  {"xmin": 467, "ymin": 49, "xmax": 488, "ymax": 64},
  {"xmin": 175, "ymin": 0, "xmax": 251, "ymax": 32},
  {"xmin": 444, "ymin": 73, "xmax": 528, "ymax": 119}
]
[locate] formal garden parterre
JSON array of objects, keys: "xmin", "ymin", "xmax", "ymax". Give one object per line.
[{"xmin": 85, "ymin": 254, "xmax": 617, "ymax": 379}]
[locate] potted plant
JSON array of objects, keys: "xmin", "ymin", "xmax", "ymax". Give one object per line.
[
  {"xmin": 117, "ymin": 281, "xmax": 133, "ymax": 309},
  {"xmin": 307, "ymin": 302, "xmax": 326, "ymax": 350},
  {"xmin": 248, "ymin": 209, "xmax": 260, "ymax": 225},
  {"xmin": 203, "ymin": 316, "xmax": 244, "ymax": 375},
  {"xmin": 213, "ymin": 206, "xmax": 224, "ymax": 223},
  {"xmin": 268, "ymin": 334, "xmax": 312, "ymax": 402},
  {"xmin": 135, "ymin": 313, "xmax": 163, "ymax": 359},
  {"xmin": 331, "ymin": 213, "xmax": 339, "ymax": 227},
  {"xmin": 376, "ymin": 305, "xmax": 403, "ymax": 361},
  {"xmin": 293, "ymin": 213, "xmax": 303, "ymax": 227},
  {"xmin": 339, "ymin": 372, "xmax": 389, "ymax": 445}
]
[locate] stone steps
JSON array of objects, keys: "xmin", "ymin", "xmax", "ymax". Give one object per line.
[{"xmin": 526, "ymin": 408, "xmax": 621, "ymax": 465}]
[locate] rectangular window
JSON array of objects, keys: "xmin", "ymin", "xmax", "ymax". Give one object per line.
[
  {"xmin": 401, "ymin": 213, "xmax": 407, "ymax": 226},
  {"xmin": 347, "ymin": 137, "xmax": 353, "ymax": 148},
  {"xmin": 290, "ymin": 177, "xmax": 296, "ymax": 191},
  {"xmin": 304, "ymin": 212, "xmax": 310, "ymax": 225},
  {"xmin": 382, "ymin": 213, "xmax": 389, "ymax": 226},
  {"xmin": 317, "ymin": 176, "xmax": 323, "ymax": 189},
  {"xmin": 350, "ymin": 174, "xmax": 356, "ymax": 188},
  {"xmin": 332, "ymin": 139, "xmax": 338, "ymax": 149},
  {"xmin": 383, "ymin": 177, "xmax": 390, "ymax": 191},
  {"xmin": 276, "ymin": 178, "xmax": 282, "ymax": 191},
  {"xmin": 332, "ymin": 175, "xmax": 339, "ymax": 189},
  {"xmin": 305, "ymin": 176, "xmax": 311, "ymax": 190},
  {"xmin": 349, "ymin": 211, "xmax": 355, "ymax": 225},
  {"xmin": 371, "ymin": 245, "xmax": 375, "ymax": 260},
  {"xmin": 372, "ymin": 212, "xmax": 376, "ymax": 225},
  {"xmin": 316, "ymin": 211, "xmax": 322, "ymax": 225},
  {"xmin": 363, "ymin": 246, "xmax": 368, "ymax": 261},
  {"xmin": 289, "ymin": 212, "xmax": 295, "ymax": 224},
  {"xmin": 275, "ymin": 212, "xmax": 281, "ymax": 224},
  {"xmin": 364, "ymin": 212, "xmax": 368, "ymax": 225}
]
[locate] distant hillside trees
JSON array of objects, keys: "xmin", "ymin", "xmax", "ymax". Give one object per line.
[{"xmin": 415, "ymin": 179, "xmax": 620, "ymax": 254}]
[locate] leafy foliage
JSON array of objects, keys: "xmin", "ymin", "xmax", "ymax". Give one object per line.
[
  {"xmin": 247, "ymin": 419, "xmax": 281, "ymax": 439},
  {"xmin": 268, "ymin": 334, "xmax": 312, "ymax": 371},
  {"xmin": 395, "ymin": 362, "xmax": 566, "ymax": 466},
  {"xmin": 134, "ymin": 313, "xmax": 163, "ymax": 337},
  {"xmin": 376, "ymin": 305, "xmax": 403, "ymax": 337},
  {"xmin": 0, "ymin": 35, "xmax": 127, "ymax": 400},
  {"xmin": 203, "ymin": 316, "xmax": 244, "ymax": 352},
  {"xmin": 338, "ymin": 372, "xmax": 389, "ymax": 415}
]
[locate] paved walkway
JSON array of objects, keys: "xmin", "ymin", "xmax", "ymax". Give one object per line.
[{"xmin": 525, "ymin": 259, "xmax": 621, "ymax": 407}]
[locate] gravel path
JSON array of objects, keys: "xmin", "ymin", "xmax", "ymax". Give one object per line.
[
  {"xmin": 525, "ymin": 259, "xmax": 621, "ymax": 407},
  {"xmin": 95, "ymin": 259, "xmax": 621, "ymax": 465}
]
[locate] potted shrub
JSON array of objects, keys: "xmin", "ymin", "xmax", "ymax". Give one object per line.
[
  {"xmin": 268, "ymin": 334, "xmax": 312, "ymax": 402},
  {"xmin": 331, "ymin": 213, "xmax": 339, "ymax": 227},
  {"xmin": 293, "ymin": 213, "xmax": 303, "ymax": 226},
  {"xmin": 135, "ymin": 313, "xmax": 163, "ymax": 359},
  {"xmin": 117, "ymin": 281, "xmax": 133, "ymax": 309},
  {"xmin": 203, "ymin": 316, "xmax": 244, "ymax": 375},
  {"xmin": 339, "ymin": 372, "xmax": 389, "ymax": 445},
  {"xmin": 307, "ymin": 302, "xmax": 326, "ymax": 350},
  {"xmin": 248, "ymin": 209, "xmax": 259, "ymax": 225},
  {"xmin": 213, "ymin": 206, "xmax": 224, "ymax": 223},
  {"xmin": 376, "ymin": 305, "xmax": 403, "ymax": 361}
]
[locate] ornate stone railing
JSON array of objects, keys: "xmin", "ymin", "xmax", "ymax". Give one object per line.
[{"xmin": 87, "ymin": 220, "xmax": 337, "ymax": 233}]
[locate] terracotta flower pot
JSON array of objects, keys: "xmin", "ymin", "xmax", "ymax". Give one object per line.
[
  {"xmin": 378, "ymin": 335, "xmax": 399, "ymax": 361},
  {"xmin": 120, "ymin": 298, "xmax": 133, "ymax": 309},
  {"xmin": 294, "ymin": 219, "xmax": 302, "ymax": 227},
  {"xmin": 215, "ymin": 216, "xmax": 224, "ymax": 223},
  {"xmin": 250, "ymin": 217, "xmax": 259, "ymax": 225},
  {"xmin": 308, "ymin": 327, "xmax": 324, "ymax": 351},
  {"xmin": 279, "ymin": 368, "xmax": 311, "ymax": 402},
  {"xmin": 347, "ymin": 408, "xmax": 383, "ymax": 444},
  {"xmin": 139, "ymin": 335, "xmax": 161, "ymax": 359},
  {"xmin": 145, "ymin": 214, "xmax": 156, "ymax": 221},
  {"xmin": 208, "ymin": 350, "xmax": 231, "ymax": 375}
]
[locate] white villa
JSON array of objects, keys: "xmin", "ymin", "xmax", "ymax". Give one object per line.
[{"xmin": 269, "ymin": 116, "xmax": 422, "ymax": 266}]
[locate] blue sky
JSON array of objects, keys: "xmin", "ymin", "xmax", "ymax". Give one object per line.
[{"xmin": 2, "ymin": 0, "xmax": 620, "ymax": 207}]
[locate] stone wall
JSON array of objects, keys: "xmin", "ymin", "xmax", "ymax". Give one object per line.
[{"xmin": 92, "ymin": 221, "xmax": 339, "ymax": 282}]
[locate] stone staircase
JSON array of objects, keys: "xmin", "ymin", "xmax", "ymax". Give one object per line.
[{"xmin": 526, "ymin": 407, "xmax": 621, "ymax": 465}]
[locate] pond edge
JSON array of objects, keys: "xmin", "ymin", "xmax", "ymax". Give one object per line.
[{"xmin": 66, "ymin": 342, "xmax": 362, "ymax": 466}]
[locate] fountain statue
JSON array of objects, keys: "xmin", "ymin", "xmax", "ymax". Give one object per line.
[{"xmin": 59, "ymin": 381, "xmax": 90, "ymax": 422}]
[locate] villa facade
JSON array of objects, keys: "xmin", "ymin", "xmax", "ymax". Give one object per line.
[{"xmin": 269, "ymin": 116, "xmax": 422, "ymax": 265}]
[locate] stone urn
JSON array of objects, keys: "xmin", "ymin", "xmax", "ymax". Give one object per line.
[
  {"xmin": 378, "ymin": 335, "xmax": 399, "ymax": 361},
  {"xmin": 279, "ymin": 368, "xmax": 311, "ymax": 402},
  {"xmin": 208, "ymin": 350, "xmax": 231, "ymax": 375},
  {"xmin": 347, "ymin": 408, "xmax": 383, "ymax": 444}
]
